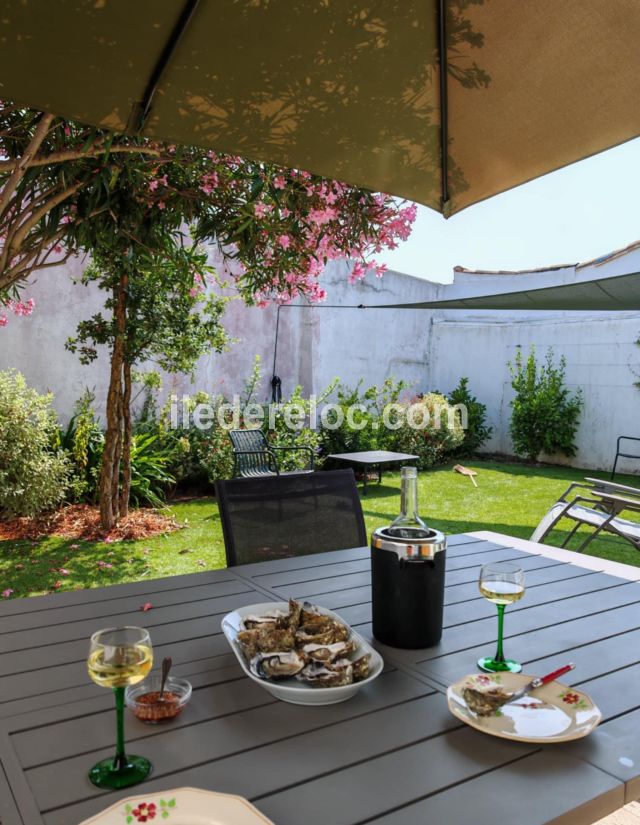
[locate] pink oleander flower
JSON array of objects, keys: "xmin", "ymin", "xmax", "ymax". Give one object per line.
[
  {"xmin": 278, "ymin": 234, "xmax": 291, "ymax": 250},
  {"xmin": 254, "ymin": 202, "xmax": 272, "ymax": 218},
  {"xmin": 273, "ymin": 175, "xmax": 286, "ymax": 189},
  {"xmin": 200, "ymin": 171, "xmax": 219, "ymax": 194}
]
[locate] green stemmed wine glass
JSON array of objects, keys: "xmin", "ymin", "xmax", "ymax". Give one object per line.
[
  {"xmin": 477, "ymin": 562, "xmax": 525, "ymax": 673},
  {"xmin": 87, "ymin": 626, "xmax": 153, "ymax": 789}
]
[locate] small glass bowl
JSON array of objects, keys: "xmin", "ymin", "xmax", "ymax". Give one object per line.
[{"xmin": 125, "ymin": 675, "xmax": 192, "ymax": 724}]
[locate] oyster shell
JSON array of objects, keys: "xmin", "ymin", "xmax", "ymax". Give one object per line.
[
  {"xmin": 462, "ymin": 686, "xmax": 510, "ymax": 717},
  {"xmin": 242, "ymin": 610, "xmax": 287, "ymax": 630},
  {"xmin": 302, "ymin": 641, "xmax": 356, "ymax": 663},
  {"xmin": 298, "ymin": 660, "xmax": 354, "ymax": 688},
  {"xmin": 295, "ymin": 615, "xmax": 350, "ymax": 646},
  {"xmin": 237, "ymin": 626, "xmax": 295, "ymax": 658},
  {"xmin": 250, "ymin": 650, "xmax": 306, "ymax": 680},
  {"xmin": 352, "ymin": 654, "xmax": 371, "ymax": 682},
  {"xmin": 287, "ymin": 598, "xmax": 303, "ymax": 630}
]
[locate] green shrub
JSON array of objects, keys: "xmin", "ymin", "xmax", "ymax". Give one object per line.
[
  {"xmin": 319, "ymin": 380, "xmax": 465, "ymax": 469},
  {"xmin": 128, "ymin": 432, "xmax": 176, "ymax": 507},
  {"xmin": 391, "ymin": 392, "xmax": 465, "ymax": 468},
  {"xmin": 159, "ymin": 390, "xmax": 235, "ymax": 486},
  {"xmin": 265, "ymin": 384, "xmax": 326, "ymax": 471},
  {"xmin": 0, "ymin": 370, "xmax": 71, "ymax": 518},
  {"xmin": 447, "ymin": 377, "xmax": 492, "ymax": 456},
  {"xmin": 60, "ymin": 389, "xmax": 104, "ymax": 502},
  {"xmin": 319, "ymin": 378, "xmax": 409, "ymax": 457},
  {"xmin": 508, "ymin": 348, "xmax": 583, "ymax": 462}
]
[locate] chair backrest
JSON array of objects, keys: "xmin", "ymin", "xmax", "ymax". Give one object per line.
[
  {"xmin": 228, "ymin": 429, "xmax": 273, "ymax": 477},
  {"xmin": 215, "ymin": 469, "xmax": 367, "ymax": 567}
]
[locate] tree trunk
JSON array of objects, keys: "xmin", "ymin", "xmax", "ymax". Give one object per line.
[
  {"xmin": 98, "ymin": 271, "xmax": 128, "ymax": 531},
  {"xmin": 119, "ymin": 360, "xmax": 133, "ymax": 517}
]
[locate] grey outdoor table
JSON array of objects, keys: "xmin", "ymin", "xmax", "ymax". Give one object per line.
[
  {"xmin": 327, "ymin": 450, "xmax": 419, "ymax": 493},
  {"xmin": 1, "ymin": 531, "xmax": 640, "ymax": 824}
]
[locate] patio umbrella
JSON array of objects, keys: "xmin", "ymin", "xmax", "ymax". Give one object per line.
[{"xmin": 1, "ymin": 1, "xmax": 640, "ymax": 215}]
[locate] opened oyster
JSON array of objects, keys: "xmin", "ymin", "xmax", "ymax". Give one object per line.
[
  {"xmin": 299, "ymin": 661, "xmax": 354, "ymax": 688},
  {"xmin": 302, "ymin": 641, "xmax": 356, "ymax": 663},
  {"xmin": 242, "ymin": 610, "xmax": 288, "ymax": 630},
  {"xmin": 462, "ymin": 686, "xmax": 511, "ymax": 717},
  {"xmin": 250, "ymin": 651, "xmax": 306, "ymax": 680},
  {"xmin": 295, "ymin": 614, "xmax": 350, "ymax": 646},
  {"xmin": 237, "ymin": 626, "xmax": 295, "ymax": 658},
  {"xmin": 236, "ymin": 599, "xmax": 371, "ymax": 688}
]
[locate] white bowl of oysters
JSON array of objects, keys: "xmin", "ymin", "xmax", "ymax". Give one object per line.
[{"xmin": 221, "ymin": 599, "xmax": 384, "ymax": 705}]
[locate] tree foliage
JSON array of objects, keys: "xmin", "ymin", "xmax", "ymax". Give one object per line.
[{"xmin": 1, "ymin": 103, "xmax": 416, "ymax": 321}]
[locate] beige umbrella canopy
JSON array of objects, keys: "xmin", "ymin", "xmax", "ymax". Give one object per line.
[{"xmin": 1, "ymin": 0, "xmax": 640, "ymax": 214}]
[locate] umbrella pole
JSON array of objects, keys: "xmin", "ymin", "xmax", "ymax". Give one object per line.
[{"xmin": 437, "ymin": 0, "xmax": 451, "ymax": 216}]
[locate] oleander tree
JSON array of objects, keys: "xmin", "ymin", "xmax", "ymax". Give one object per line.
[
  {"xmin": 1, "ymin": 104, "xmax": 417, "ymax": 527},
  {"xmin": 0, "ymin": 102, "xmax": 416, "ymax": 319}
]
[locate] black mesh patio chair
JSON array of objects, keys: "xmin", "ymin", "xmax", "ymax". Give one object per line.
[
  {"xmin": 611, "ymin": 435, "xmax": 640, "ymax": 480},
  {"xmin": 215, "ymin": 469, "xmax": 367, "ymax": 566},
  {"xmin": 228, "ymin": 428, "xmax": 315, "ymax": 478}
]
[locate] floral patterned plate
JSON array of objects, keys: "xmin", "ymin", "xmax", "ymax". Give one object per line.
[
  {"xmin": 447, "ymin": 672, "xmax": 602, "ymax": 743},
  {"xmin": 78, "ymin": 787, "xmax": 274, "ymax": 824}
]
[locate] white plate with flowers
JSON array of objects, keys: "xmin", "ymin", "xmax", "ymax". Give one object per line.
[
  {"xmin": 447, "ymin": 672, "xmax": 601, "ymax": 743},
  {"xmin": 78, "ymin": 787, "xmax": 274, "ymax": 824}
]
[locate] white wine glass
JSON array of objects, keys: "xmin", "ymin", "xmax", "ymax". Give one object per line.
[
  {"xmin": 478, "ymin": 562, "xmax": 525, "ymax": 673},
  {"xmin": 87, "ymin": 626, "xmax": 153, "ymax": 788}
]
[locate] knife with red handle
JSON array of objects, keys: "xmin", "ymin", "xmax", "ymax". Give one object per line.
[{"xmin": 508, "ymin": 663, "xmax": 576, "ymax": 704}]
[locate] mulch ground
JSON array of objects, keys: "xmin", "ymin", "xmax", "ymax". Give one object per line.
[{"xmin": 0, "ymin": 504, "xmax": 179, "ymax": 542}]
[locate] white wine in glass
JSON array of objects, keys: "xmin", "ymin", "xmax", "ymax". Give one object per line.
[
  {"xmin": 478, "ymin": 562, "xmax": 525, "ymax": 673},
  {"xmin": 479, "ymin": 580, "xmax": 526, "ymax": 605},
  {"xmin": 87, "ymin": 642, "xmax": 152, "ymax": 688},
  {"xmin": 87, "ymin": 626, "xmax": 153, "ymax": 789}
]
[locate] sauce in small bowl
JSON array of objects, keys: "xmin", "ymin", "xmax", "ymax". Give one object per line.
[{"xmin": 125, "ymin": 675, "xmax": 192, "ymax": 723}]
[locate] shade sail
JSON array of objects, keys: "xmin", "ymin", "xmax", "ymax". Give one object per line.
[
  {"xmin": 1, "ymin": 1, "xmax": 640, "ymax": 215},
  {"xmin": 377, "ymin": 270, "xmax": 640, "ymax": 312}
]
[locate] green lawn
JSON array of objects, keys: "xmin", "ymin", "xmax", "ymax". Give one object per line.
[{"xmin": 1, "ymin": 460, "xmax": 638, "ymax": 599}]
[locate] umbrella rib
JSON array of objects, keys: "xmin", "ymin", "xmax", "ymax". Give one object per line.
[
  {"xmin": 437, "ymin": 0, "xmax": 450, "ymax": 215},
  {"xmin": 127, "ymin": 0, "xmax": 201, "ymax": 133}
]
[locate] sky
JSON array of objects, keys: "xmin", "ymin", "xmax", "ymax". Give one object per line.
[{"xmin": 379, "ymin": 137, "xmax": 640, "ymax": 284}]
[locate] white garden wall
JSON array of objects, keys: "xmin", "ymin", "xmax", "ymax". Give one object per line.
[{"xmin": 1, "ymin": 242, "xmax": 639, "ymax": 473}]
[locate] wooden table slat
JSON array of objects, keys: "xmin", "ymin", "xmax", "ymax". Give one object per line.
[
  {"xmin": 0, "ymin": 578, "xmax": 254, "ymax": 637},
  {"xmin": 253, "ymin": 724, "xmax": 535, "ymax": 825},
  {"xmin": 364, "ymin": 751, "xmax": 624, "ymax": 825}
]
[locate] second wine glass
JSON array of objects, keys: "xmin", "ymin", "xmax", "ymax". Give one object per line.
[{"xmin": 477, "ymin": 562, "xmax": 525, "ymax": 673}]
